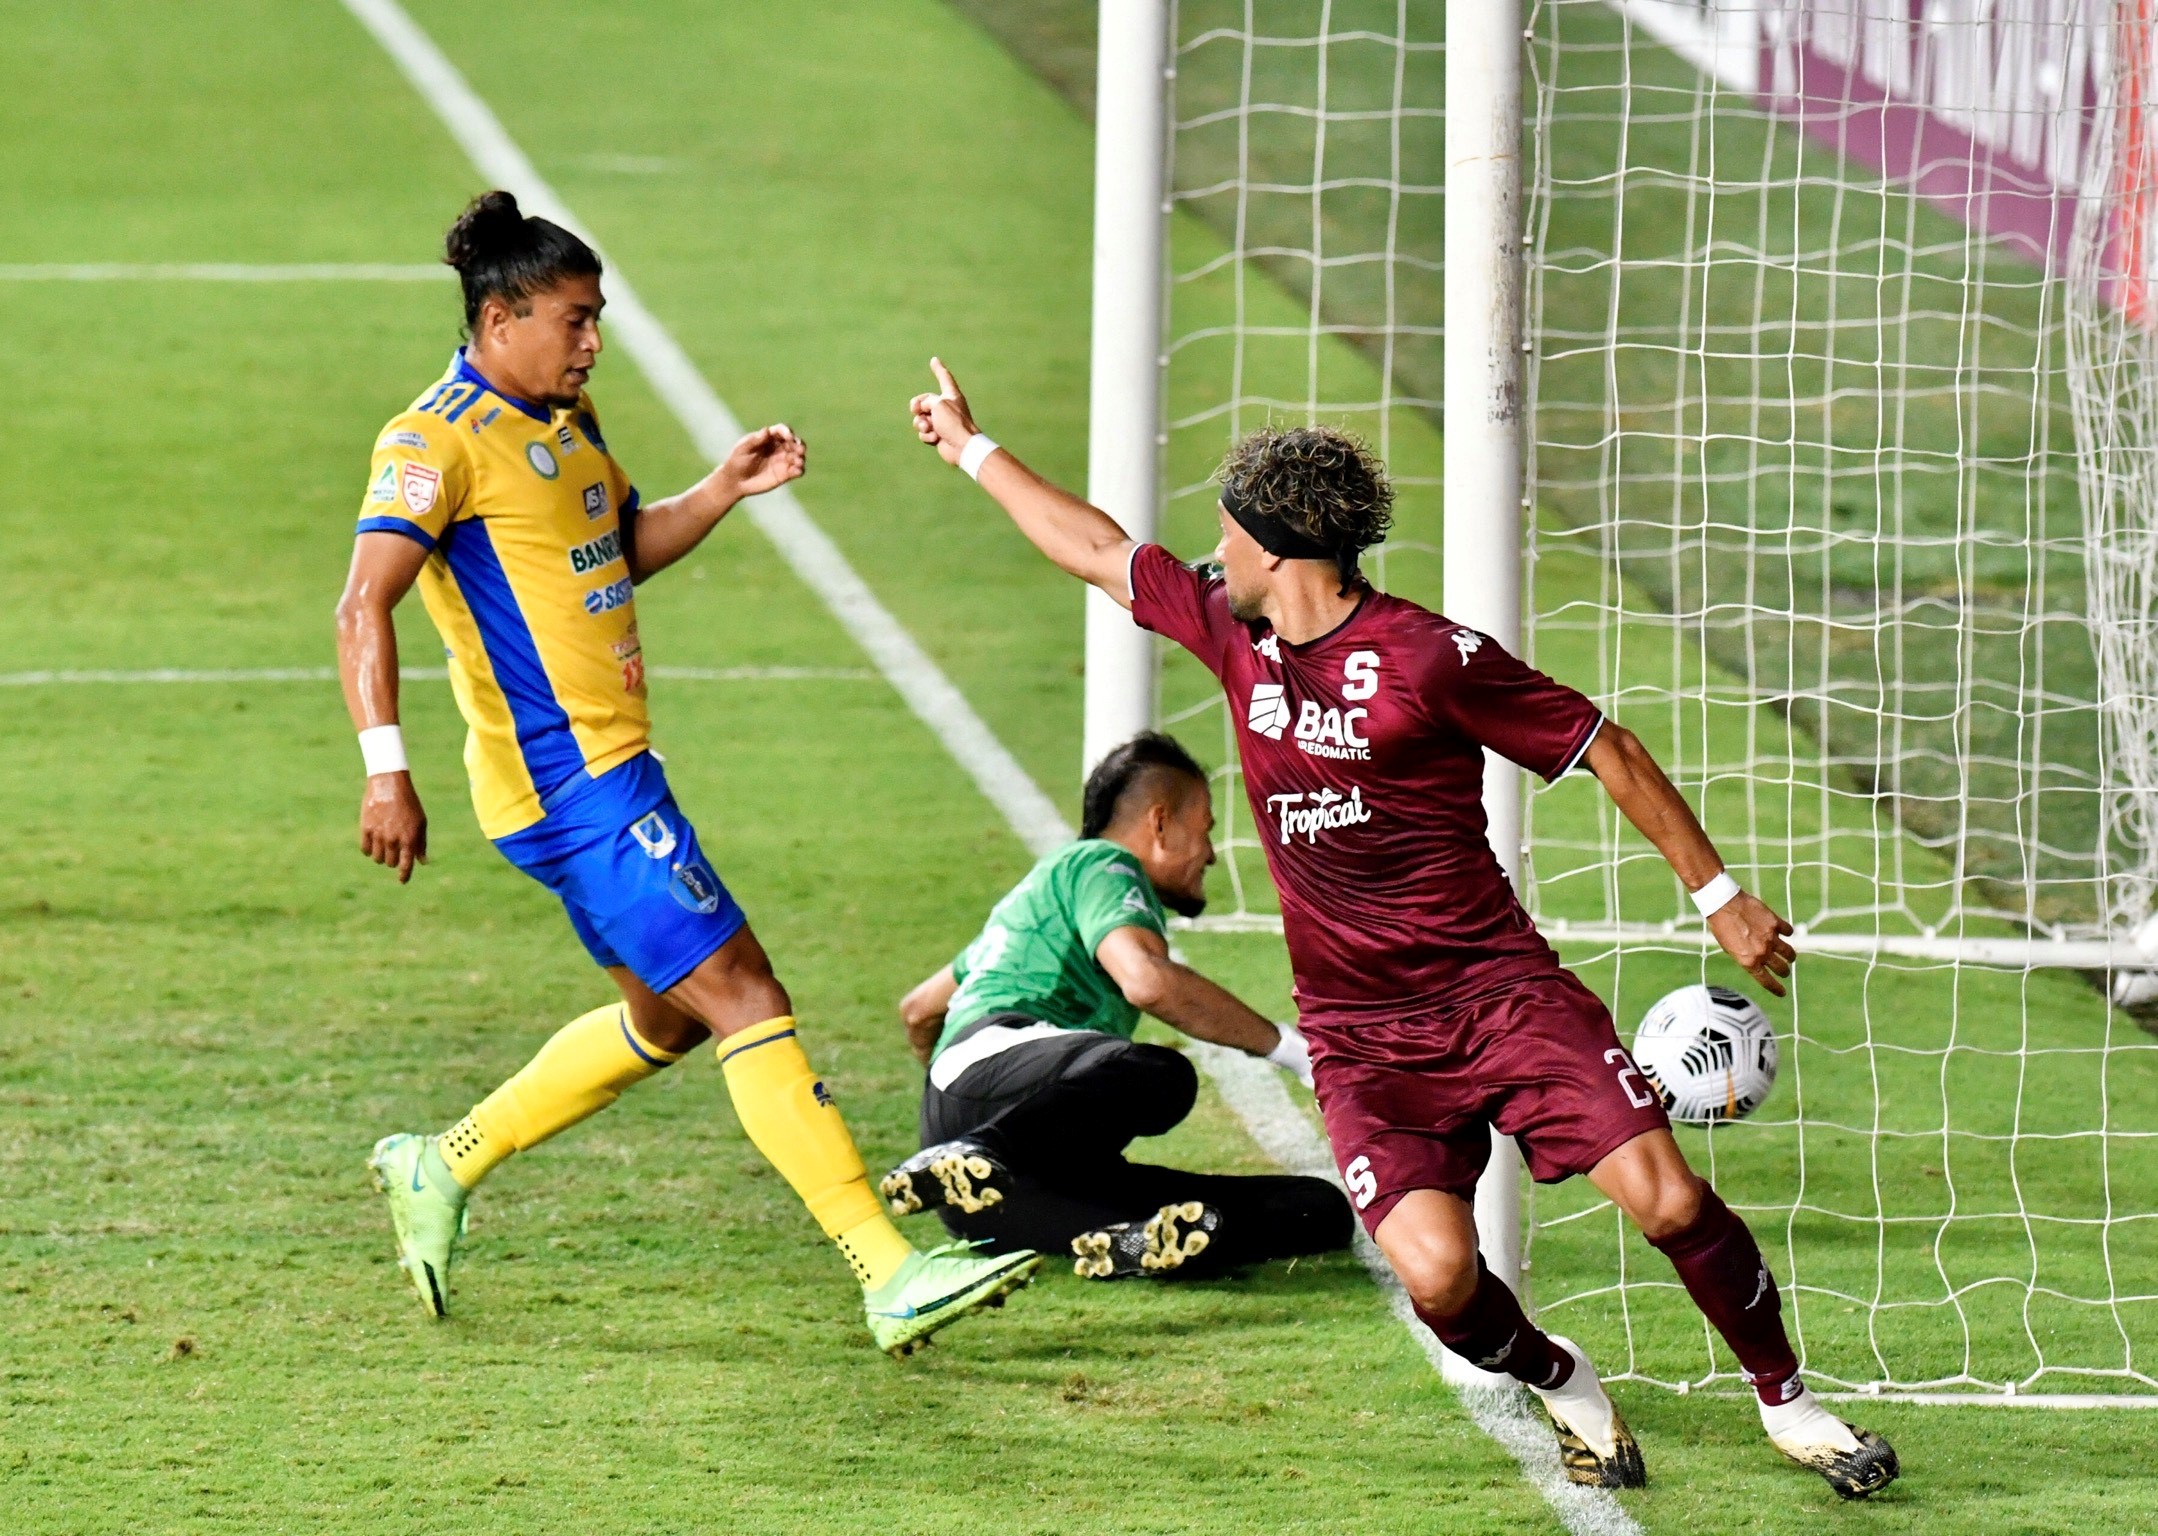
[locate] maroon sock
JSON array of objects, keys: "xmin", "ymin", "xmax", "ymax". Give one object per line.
[
  {"xmin": 1647, "ymin": 1186, "xmax": 1801, "ymax": 1405},
  {"xmin": 1413, "ymin": 1260, "xmax": 1574, "ymax": 1391}
]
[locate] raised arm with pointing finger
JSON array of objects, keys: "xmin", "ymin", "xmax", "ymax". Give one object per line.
[
  {"xmin": 908, "ymin": 358, "xmax": 1796, "ymax": 999},
  {"xmin": 906, "ymin": 355, "xmax": 1893, "ymax": 1503}
]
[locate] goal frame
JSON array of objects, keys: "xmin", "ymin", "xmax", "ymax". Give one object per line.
[{"xmin": 1083, "ymin": 0, "xmax": 2158, "ymax": 1406}]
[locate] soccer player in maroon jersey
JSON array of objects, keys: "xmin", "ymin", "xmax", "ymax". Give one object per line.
[{"xmin": 907, "ymin": 360, "xmax": 1900, "ymax": 1500}]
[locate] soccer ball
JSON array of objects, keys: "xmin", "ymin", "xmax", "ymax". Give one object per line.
[{"xmin": 1631, "ymin": 984, "xmax": 1778, "ymax": 1125}]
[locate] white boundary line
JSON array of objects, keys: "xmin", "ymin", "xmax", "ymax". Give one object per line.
[
  {"xmin": 1191, "ymin": 1044, "xmax": 1643, "ymax": 1534},
  {"xmin": 0, "ymin": 665, "xmax": 872, "ymax": 687},
  {"xmin": 339, "ymin": 2, "xmax": 1631, "ymax": 1528},
  {"xmin": 0, "ymin": 263, "xmax": 450, "ymax": 281},
  {"xmin": 336, "ymin": 0, "xmax": 1071, "ymax": 863}
]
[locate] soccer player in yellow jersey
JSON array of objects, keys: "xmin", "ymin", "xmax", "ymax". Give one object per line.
[{"xmin": 337, "ymin": 191, "xmax": 1038, "ymax": 1354}]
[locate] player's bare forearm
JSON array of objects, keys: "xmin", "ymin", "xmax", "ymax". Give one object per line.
[
  {"xmin": 335, "ymin": 533, "xmax": 430, "ymax": 882},
  {"xmin": 1097, "ymin": 927, "xmax": 1279, "ymax": 1055},
  {"xmin": 624, "ymin": 425, "xmax": 805, "ymax": 582},
  {"xmin": 899, "ymin": 965, "xmax": 958, "ymax": 1066},
  {"xmin": 1144, "ymin": 964, "xmax": 1283, "ymax": 1056},
  {"xmin": 1583, "ymin": 724, "xmax": 1721, "ymax": 887},
  {"xmin": 1585, "ymin": 722, "xmax": 1796, "ymax": 994},
  {"xmin": 336, "ymin": 533, "xmax": 428, "ymax": 731},
  {"xmin": 909, "ymin": 359, "xmax": 1136, "ymax": 603}
]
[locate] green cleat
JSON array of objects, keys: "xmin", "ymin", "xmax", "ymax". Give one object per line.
[
  {"xmin": 366, "ymin": 1132, "xmax": 469, "ymax": 1318},
  {"xmin": 864, "ymin": 1240, "xmax": 1041, "ymax": 1358}
]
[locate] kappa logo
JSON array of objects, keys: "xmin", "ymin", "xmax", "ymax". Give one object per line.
[
  {"xmin": 1451, "ymin": 628, "xmax": 1484, "ymax": 664},
  {"xmin": 581, "ymin": 483, "xmax": 608, "ymax": 520},
  {"xmin": 1247, "ymin": 681, "xmax": 1291, "ymax": 739},
  {"xmin": 398, "ymin": 461, "xmax": 441, "ymax": 515},
  {"xmin": 368, "ymin": 463, "xmax": 397, "ymax": 503},
  {"xmin": 1253, "ymin": 633, "xmax": 1281, "ymax": 662},
  {"xmin": 526, "ymin": 440, "xmax": 559, "ymax": 479},
  {"xmin": 568, "ymin": 529, "xmax": 623, "ymax": 575},
  {"xmin": 1265, "ymin": 785, "xmax": 1374, "ymax": 845}
]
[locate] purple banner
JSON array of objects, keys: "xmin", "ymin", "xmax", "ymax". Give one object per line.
[{"xmin": 1756, "ymin": 1, "xmax": 2131, "ymax": 301}]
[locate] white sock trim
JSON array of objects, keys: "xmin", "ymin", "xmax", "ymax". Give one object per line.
[{"xmin": 1760, "ymin": 1385, "xmax": 1860, "ymax": 1453}]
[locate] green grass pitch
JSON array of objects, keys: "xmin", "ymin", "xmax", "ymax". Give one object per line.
[{"xmin": 2, "ymin": 2, "xmax": 2156, "ymax": 1532}]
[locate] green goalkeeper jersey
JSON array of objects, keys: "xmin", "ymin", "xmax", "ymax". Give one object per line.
[{"xmin": 934, "ymin": 839, "xmax": 1169, "ymax": 1059}]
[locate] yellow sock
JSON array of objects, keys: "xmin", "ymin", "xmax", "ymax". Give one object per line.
[
  {"xmin": 718, "ymin": 1015, "xmax": 915, "ymax": 1289},
  {"xmin": 437, "ymin": 1002, "xmax": 683, "ymax": 1190}
]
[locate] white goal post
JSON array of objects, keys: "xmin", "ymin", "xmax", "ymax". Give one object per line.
[{"xmin": 1088, "ymin": 0, "xmax": 2158, "ymax": 1401}]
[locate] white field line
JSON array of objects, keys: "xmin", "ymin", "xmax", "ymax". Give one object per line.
[
  {"xmin": 1191, "ymin": 1045, "xmax": 1644, "ymax": 1536},
  {"xmin": 340, "ymin": 2, "xmax": 1630, "ymax": 1530},
  {"xmin": 0, "ymin": 665, "xmax": 871, "ymax": 687},
  {"xmin": 0, "ymin": 263, "xmax": 450, "ymax": 281},
  {"xmin": 338, "ymin": 0, "xmax": 1070, "ymax": 862}
]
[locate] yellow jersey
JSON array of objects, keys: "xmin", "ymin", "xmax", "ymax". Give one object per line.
[{"xmin": 357, "ymin": 349, "xmax": 649, "ymax": 839}]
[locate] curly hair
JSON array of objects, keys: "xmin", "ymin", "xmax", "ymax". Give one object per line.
[{"xmin": 1218, "ymin": 425, "xmax": 1395, "ymax": 564}]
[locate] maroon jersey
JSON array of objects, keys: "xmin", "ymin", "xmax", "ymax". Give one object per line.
[{"xmin": 1129, "ymin": 542, "xmax": 1602, "ymax": 1023}]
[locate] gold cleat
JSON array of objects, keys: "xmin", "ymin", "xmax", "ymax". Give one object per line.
[
  {"xmin": 1071, "ymin": 1201, "xmax": 1222, "ymax": 1280},
  {"xmin": 880, "ymin": 1139, "xmax": 1010, "ymax": 1217},
  {"xmin": 1533, "ymin": 1336, "xmax": 1648, "ymax": 1490}
]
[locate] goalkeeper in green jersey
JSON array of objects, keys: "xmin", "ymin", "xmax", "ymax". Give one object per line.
[{"xmin": 881, "ymin": 733, "xmax": 1353, "ymax": 1279}]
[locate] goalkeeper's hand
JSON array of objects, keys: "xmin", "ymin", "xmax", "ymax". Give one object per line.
[
  {"xmin": 909, "ymin": 357, "xmax": 981, "ymax": 466},
  {"xmin": 1710, "ymin": 892, "xmax": 1796, "ymax": 997},
  {"xmin": 1266, "ymin": 1024, "xmax": 1316, "ymax": 1088}
]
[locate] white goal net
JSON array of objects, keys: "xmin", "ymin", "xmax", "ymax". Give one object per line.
[{"xmin": 1152, "ymin": 0, "xmax": 2158, "ymax": 1397}]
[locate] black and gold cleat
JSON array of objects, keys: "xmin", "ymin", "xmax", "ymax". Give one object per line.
[
  {"xmin": 1533, "ymin": 1336, "xmax": 1648, "ymax": 1490},
  {"xmin": 879, "ymin": 1139, "xmax": 1010, "ymax": 1217},
  {"xmin": 1763, "ymin": 1388, "xmax": 1900, "ymax": 1500},
  {"xmin": 1070, "ymin": 1201, "xmax": 1221, "ymax": 1279}
]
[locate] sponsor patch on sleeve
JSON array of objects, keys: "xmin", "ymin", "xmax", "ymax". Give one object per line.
[
  {"xmin": 399, "ymin": 461, "xmax": 442, "ymax": 515},
  {"xmin": 377, "ymin": 429, "xmax": 429, "ymax": 451},
  {"xmin": 368, "ymin": 463, "xmax": 397, "ymax": 502}
]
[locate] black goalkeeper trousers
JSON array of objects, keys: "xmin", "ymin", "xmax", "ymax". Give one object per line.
[{"xmin": 919, "ymin": 1017, "xmax": 1352, "ymax": 1273}]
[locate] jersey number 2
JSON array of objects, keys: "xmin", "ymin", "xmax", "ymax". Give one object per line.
[{"xmin": 1604, "ymin": 1048, "xmax": 1657, "ymax": 1109}]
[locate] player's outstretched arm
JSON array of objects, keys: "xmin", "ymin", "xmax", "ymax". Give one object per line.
[
  {"xmin": 335, "ymin": 533, "xmax": 432, "ymax": 883},
  {"xmin": 622, "ymin": 424, "xmax": 806, "ymax": 582},
  {"xmin": 1584, "ymin": 723, "xmax": 1797, "ymax": 996},
  {"xmin": 1096, "ymin": 926, "xmax": 1313, "ymax": 1083},
  {"xmin": 909, "ymin": 358, "xmax": 1138, "ymax": 606},
  {"xmin": 898, "ymin": 965, "xmax": 958, "ymax": 1066}
]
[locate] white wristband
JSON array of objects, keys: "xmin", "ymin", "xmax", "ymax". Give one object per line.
[
  {"xmin": 1266, "ymin": 1024, "xmax": 1315, "ymax": 1089},
  {"xmin": 957, "ymin": 433, "xmax": 1001, "ymax": 481},
  {"xmin": 1690, "ymin": 871, "xmax": 1741, "ymax": 918},
  {"xmin": 358, "ymin": 724, "xmax": 409, "ymax": 777}
]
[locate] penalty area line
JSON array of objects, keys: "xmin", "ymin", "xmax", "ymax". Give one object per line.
[
  {"xmin": 340, "ymin": 1, "xmax": 1630, "ymax": 1530},
  {"xmin": 1189, "ymin": 1044, "xmax": 1645, "ymax": 1536},
  {"xmin": 0, "ymin": 263, "xmax": 450, "ymax": 282},
  {"xmin": 0, "ymin": 666, "xmax": 875, "ymax": 687}
]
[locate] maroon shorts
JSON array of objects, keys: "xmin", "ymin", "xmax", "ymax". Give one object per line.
[{"xmin": 1302, "ymin": 969, "xmax": 1670, "ymax": 1235}]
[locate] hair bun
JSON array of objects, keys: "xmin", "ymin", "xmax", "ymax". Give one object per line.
[{"xmin": 444, "ymin": 190, "xmax": 525, "ymax": 272}]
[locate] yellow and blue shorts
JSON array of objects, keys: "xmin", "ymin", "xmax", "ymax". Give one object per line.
[{"xmin": 493, "ymin": 751, "xmax": 747, "ymax": 993}]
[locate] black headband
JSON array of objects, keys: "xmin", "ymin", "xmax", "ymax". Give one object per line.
[{"xmin": 1219, "ymin": 479, "xmax": 1336, "ymax": 562}]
